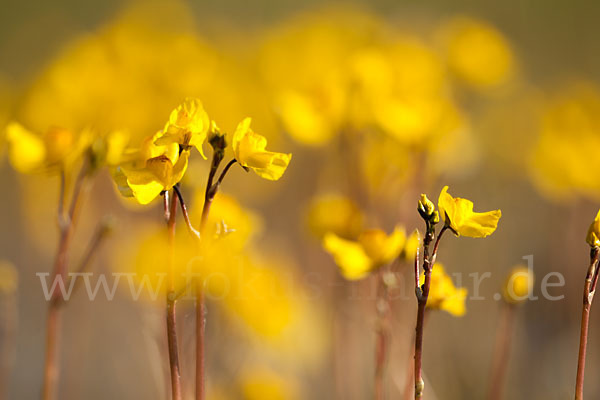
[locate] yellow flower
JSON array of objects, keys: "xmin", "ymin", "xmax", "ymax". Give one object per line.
[
  {"xmin": 0, "ymin": 260, "xmax": 17, "ymax": 294},
  {"xmin": 154, "ymin": 98, "xmax": 210, "ymax": 158},
  {"xmin": 232, "ymin": 117, "xmax": 292, "ymax": 181},
  {"xmin": 239, "ymin": 367, "xmax": 300, "ymax": 400},
  {"xmin": 438, "ymin": 17, "xmax": 515, "ymax": 89},
  {"xmin": 90, "ymin": 130, "xmax": 130, "ymax": 169},
  {"xmin": 117, "ymin": 131, "xmax": 189, "ymax": 204},
  {"xmin": 420, "ymin": 263, "xmax": 467, "ymax": 316},
  {"xmin": 401, "ymin": 230, "xmax": 420, "ymax": 262},
  {"xmin": 437, "ymin": 186, "xmax": 501, "ymax": 238},
  {"xmin": 323, "ymin": 227, "xmax": 406, "ymax": 280},
  {"xmin": 306, "ymin": 194, "xmax": 363, "ymax": 239},
  {"xmin": 529, "ymin": 83, "xmax": 600, "ymax": 200},
  {"xmin": 586, "ymin": 209, "xmax": 600, "ymax": 247},
  {"xmin": 502, "ymin": 266, "xmax": 534, "ymax": 304},
  {"xmin": 4, "ymin": 122, "xmax": 91, "ymax": 173}
]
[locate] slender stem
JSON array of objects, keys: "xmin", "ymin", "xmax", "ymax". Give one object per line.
[
  {"xmin": 214, "ymin": 159, "xmax": 237, "ymax": 189},
  {"xmin": 375, "ymin": 270, "xmax": 392, "ymax": 400},
  {"xmin": 42, "ymin": 163, "xmax": 88, "ymax": 400},
  {"xmin": 57, "ymin": 170, "xmax": 66, "ymax": 228},
  {"xmin": 166, "ymin": 193, "xmax": 182, "ymax": 400},
  {"xmin": 64, "ymin": 222, "xmax": 111, "ymax": 301},
  {"xmin": 163, "ymin": 190, "xmax": 171, "ymax": 223},
  {"xmin": 575, "ymin": 246, "xmax": 600, "ymax": 400},
  {"xmin": 195, "ymin": 284, "xmax": 206, "ymax": 400},
  {"xmin": 194, "ymin": 157, "xmax": 236, "ymax": 400},
  {"xmin": 403, "ymin": 312, "xmax": 429, "ymax": 400},
  {"xmin": 413, "ymin": 224, "xmax": 448, "ymax": 400},
  {"xmin": 487, "ymin": 303, "xmax": 516, "ymax": 400},
  {"xmin": 173, "ymin": 185, "xmax": 200, "ymax": 240}
]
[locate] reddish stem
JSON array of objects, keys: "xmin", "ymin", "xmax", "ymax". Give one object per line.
[
  {"xmin": 413, "ymin": 225, "xmax": 447, "ymax": 400},
  {"xmin": 165, "ymin": 193, "xmax": 182, "ymax": 400},
  {"xmin": 575, "ymin": 247, "xmax": 600, "ymax": 400},
  {"xmin": 487, "ymin": 303, "xmax": 516, "ymax": 400},
  {"xmin": 42, "ymin": 165, "xmax": 87, "ymax": 400}
]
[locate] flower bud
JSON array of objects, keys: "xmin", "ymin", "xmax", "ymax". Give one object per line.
[
  {"xmin": 418, "ymin": 194, "xmax": 437, "ymax": 223},
  {"xmin": 586, "ymin": 209, "xmax": 600, "ymax": 247},
  {"xmin": 502, "ymin": 266, "xmax": 534, "ymax": 305}
]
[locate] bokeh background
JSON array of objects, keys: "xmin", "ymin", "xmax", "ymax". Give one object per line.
[{"xmin": 2, "ymin": 0, "xmax": 600, "ymax": 399}]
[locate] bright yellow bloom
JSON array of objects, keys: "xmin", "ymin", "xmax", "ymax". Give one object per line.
[
  {"xmin": 586, "ymin": 209, "xmax": 600, "ymax": 247},
  {"xmin": 503, "ymin": 266, "xmax": 534, "ymax": 304},
  {"xmin": 306, "ymin": 194, "xmax": 363, "ymax": 239},
  {"xmin": 420, "ymin": 263, "xmax": 467, "ymax": 316},
  {"xmin": 529, "ymin": 83, "xmax": 600, "ymax": 200},
  {"xmin": 232, "ymin": 117, "xmax": 292, "ymax": 181},
  {"xmin": 438, "ymin": 186, "xmax": 501, "ymax": 238},
  {"xmin": 323, "ymin": 227, "xmax": 406, "ymax": 280},
  {"xmin": 4, "ymin": 122, "xmax": 91, "ymax": 173},
  {"xmin": 117, "ymin": 131, "xmax": 189, "ymax": 204},
  {"xmin": 154, "ymin": 98, "xmax": 210, "ymax": 158},
  {"xmin": 438, "ymin": 17, "xmax": 515, "ymax": 89}
]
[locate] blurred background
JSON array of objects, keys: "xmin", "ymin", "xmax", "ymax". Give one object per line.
[{"xmin": 2, "ymin": 0, "xmax": 600, "ymax": 399}]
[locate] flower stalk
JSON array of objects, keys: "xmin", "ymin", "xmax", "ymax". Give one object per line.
[
  {"xmin": 374, "ymin": 269, "xmax": 393, "ymax": 400},
  {"xmin": 574, "ymin": 246, "xmax": 600, "ymax": 400},
  {"xmin": 487, "ymin": 302, "xmax": 516, "ymax": 400},
  {"xmin": 42, "ymin": 164, "xmax": 89, "ymax": 400},
  {"xmin": 165, "ymin": 193, "xmax": 182, "ymax": 400},
  {"xmin": 195, "ymin": 130, "xmax": 235, "ymax": 400},
  {"xmin": 413, "ymin": 224, "xmax": 447, "ymax": 400}
]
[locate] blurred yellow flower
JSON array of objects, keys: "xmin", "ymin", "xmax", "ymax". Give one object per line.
[
  {"xmin": 155, "ymin": 98, "xmax": 210, "ymax": 158},
  {"xmin": 4, "ymin": 122, "xmax": 91, "ymax": 174},
  {"xmin": 117, "ymin": 131, "xmax": 189, "ymax": 204},
  {"xmin": 232, "ymin": 118, "xmax": 291, "ymax": 181},
  {"xmin": 401, "ymin": 230, "xmax": 420, "ymax": 262},
  {"xmin": 502, "ymin": 266, "xmax": 534, "ymax": 304},
  {"xmin": 529, "ymin": 83, "xmax": 600, "ymax": 200},
  {"xmin": 90, "ymin": 129, "xmax": 130, "ymax": 169},
  {"xmin": 0, "ymin": 260, "xmax": 17, "ymax": 294},
  {"xmin": 323, "ymin": 227, "xmax": 406, "ymax": 280},
  {"xmin": 259, "ymin": 6, "xmax": 383, "ymax": 146},
  {"xmin": 586, "ymin": 209, "xmax": 600, "ymax": 247},
  {"xmin": 306, "ymin": 194, "xmax": 363, "ymax": 239},
  {"xmin": 438, "ymin": 186, "xmax": 501, "ymax": 238},
  {"xmin": 438, "ymin": 16, "xmax": 515, "ymax": 89},
  {"xmin": 420, "ymin": 263, "xmax": 467, "ymax": 316},
  {"xmin": 239, "ymin": 367, "xmax": 300, "ymax": 400}
]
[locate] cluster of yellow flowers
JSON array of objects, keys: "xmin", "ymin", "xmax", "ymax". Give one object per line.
[{"xmin": 113, "ymin": 98, "xmax": 291, "ymax": 205}]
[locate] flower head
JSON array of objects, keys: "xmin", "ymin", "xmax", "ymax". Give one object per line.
[
  {"xmin": 232, "ymin": 117, "xmax": 292, "ymax": 181},
  {"xmin": 4, "ymin": 122, "xmax": 91, "ymax": 174},
  {"xmin": 323, "ymin": 226, "xmax": 406, "ymax": 280},
  {"xmin": 437, "ymin": 186, "xmax": 501, "ymax": 237},
  {"xmin": 306, "ymin": 194, "xmax": 363, "ymax": 239},
  {"xmin": 502, "ymin": 266, "xmax": 534, "ymax": 304},
  {"xmin": 154, "ymin": 98, "xmax": 210, "ymax": 158},
  {"xmin": 420, "ymin": 263, "xmax": 467, "ymax": 316},
  {"xmin": 116, "ymin": 131, "xmax": 189, "ymax": 204},
  {"xmin": 586, "ymin": 209, "xmax": 600, "ymax": 247}
]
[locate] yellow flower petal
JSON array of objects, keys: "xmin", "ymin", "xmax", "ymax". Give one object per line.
[
  {"xmin": 156, "ymin": 98, "xmax": 210, "ymax": 158},
  {"xmin": 358, "ymin": 226, "xmax": 405, "ymax": 265},
  {"xmin": 438, "ymin": 185, "xmax": 501, "ymax": 238},
  {"xmin": 125, "ymin": 172, "xmax": 164, "ymax": 205},
  {"xmin": 233, "ymin": 117, "xmax": 292, "ymax": 181},
  {"xmin": 5, "ymin": 122, "xmax": 46, "ymax": 173},
  {"xmin": 420, "ymin": 263, "xmax": 467, "ymax": 316},
  {"xmin": 323, "ymin": 233, "xmax": 372, "ymax": 280}
]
